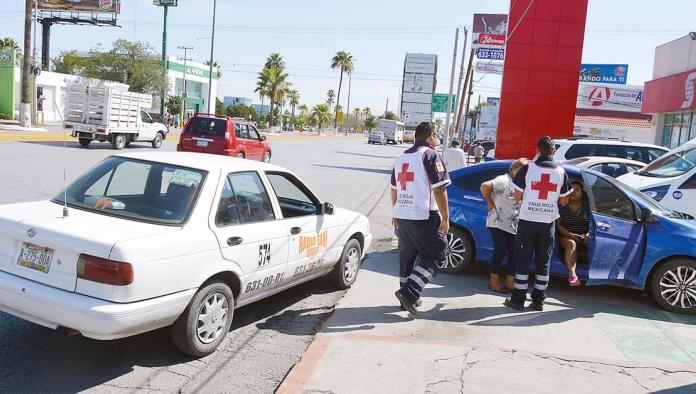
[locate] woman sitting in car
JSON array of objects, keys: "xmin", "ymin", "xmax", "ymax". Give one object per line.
[{"xmin": 556, "ymin": 181, "xmax": 590, "ymax": 287}]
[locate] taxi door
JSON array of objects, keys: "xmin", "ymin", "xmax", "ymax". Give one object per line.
[
  {"xmin": 583, "ymin": 172, "xmax": 646, "ymax": 286},
  {"xmin": 210, "ymin": 171, "xmax": 289, "ymax": 300}
]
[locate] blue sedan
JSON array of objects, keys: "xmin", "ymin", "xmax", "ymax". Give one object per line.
[{"xmin": 442, "ymin": 160, "xmax": 696, "ymax": 315}]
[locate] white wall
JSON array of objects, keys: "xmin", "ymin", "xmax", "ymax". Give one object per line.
[{"xmin": 653, "ymin": 35, "xmax": 696, "ymax": 79}]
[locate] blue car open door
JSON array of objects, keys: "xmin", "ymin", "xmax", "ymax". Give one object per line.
[{"xmin": 583, "ymin": 172, "xmax": 647, "ymax": 286}]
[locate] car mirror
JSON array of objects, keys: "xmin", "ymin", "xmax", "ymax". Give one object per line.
[
  {"xmin": 640, "ymin": 208, "xmax": 656, "ymax": 223},
  {"xmin": 260, "ymin": 135, "xmax": 267, "ymax": 141},
  {"xmin": 322, "ymin": 202, "xmax": 335, "ymax": 215}
]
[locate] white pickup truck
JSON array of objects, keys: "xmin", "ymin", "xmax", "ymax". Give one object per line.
[{"xmin": 64, "ymin": 84, "xmax": 168, "ymax": 150}]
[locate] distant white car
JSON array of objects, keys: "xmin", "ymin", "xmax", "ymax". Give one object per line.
[
  {"xmin": 0, "ymin": 152, "xmax": 371, "ymax": 356},
  {"xmin": 554, "ymin": 138, "xmax": 668, "ymax": 164},
  {"xmin": 562, "ymin": 156, "xmax": 646, "ymax": 178}
]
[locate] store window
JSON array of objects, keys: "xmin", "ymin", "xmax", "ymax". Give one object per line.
[{"xmin": 662, "ymin": 110, "xmax": 696, "ymax": 149}]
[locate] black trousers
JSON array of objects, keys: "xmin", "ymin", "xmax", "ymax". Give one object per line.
[
  {"xmin": 488, "ymin": 227, "xmax": 515, "ymax": 275},
  {"xmin": 397, "ymin": 211, "xmax": 447, "ymax": 303},
  {"xmin": 511, "ymin": 219, "xmax": 554, "ymax": 305}
]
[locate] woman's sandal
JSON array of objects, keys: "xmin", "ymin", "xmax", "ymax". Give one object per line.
[{"xmin": 488, "ymin": 285, "xmax": 508, "ymax": 294}]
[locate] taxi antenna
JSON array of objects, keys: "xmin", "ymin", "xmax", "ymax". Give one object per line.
[{"xmin": 60, "ymin": 107, "xmax": 68, "ymax": 218}]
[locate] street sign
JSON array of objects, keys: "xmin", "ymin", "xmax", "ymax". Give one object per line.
[
  {"xmin": 337, "ymin": 111, "xmax": 344, "ymax": 123},
  {"xmin": 153, "ymin": 0, "xmax": 178, "ymax": 6},
  {"xmin": 432, "ymin": 93, "xmax": 456, "ymax": 113}
]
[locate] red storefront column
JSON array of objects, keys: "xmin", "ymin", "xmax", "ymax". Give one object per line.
[{"xmin": 496, "ymin": 0, "xmax": 588, "ymax": 159}]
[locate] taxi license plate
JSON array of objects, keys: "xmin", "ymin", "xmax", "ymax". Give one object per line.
[
  {"xmin": 197, "ymin": 140, "xmax": 208, "ymax": 147},
  {"xmin": 17, "ymin": 243, "xmax": 54, "ymax": 274}
]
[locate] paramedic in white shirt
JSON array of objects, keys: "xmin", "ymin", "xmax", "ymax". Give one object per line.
[
  {"xmin": 505, "ymin": 136, "xmax": 572, "ymax": 312},
  {"xmin": 391, "ymin": 122, "xmax": 451, "ymax": 315},
  {"xmin": 443, "ymin": 139, "xmax": 467, "ymax": 171}
]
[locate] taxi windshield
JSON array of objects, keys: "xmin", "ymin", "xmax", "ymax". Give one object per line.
[
  {"xmin": 52, "ymin": 157, "xmax": 207, "ymax": 225},
  {"xmin": 638, "ymin": 147, "xmax": 696, "ymax": 178}
]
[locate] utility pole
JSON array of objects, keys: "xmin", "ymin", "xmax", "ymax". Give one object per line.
[
  {"xmin": 178, "ymin": 45, "xmax": 192, "ymax": 128},
  {"xmin": 453, "ymin": 28, "xmax": 469, "ymax": 140},
  {"xmin": 473, "ymin": 94, "xmax": 481, "ymax": 141},
  {"xmin": 160, "ymin": 5, "xmax": 169, "ymax": 117},
  {"xmin": 345, "ymin": 71, "xmax": 351, "ymax": 135},
  {"xmin": 20, "ymin": 0, "xmax": 33, "ymax": 127},
  {"xmin": 443, "ymin": 28, "xmax": 459, "ymax": 149},
  {"xmin": 31, "ymin": 0, "xmax": 38, "ymax": 124},
  {"xmin": 206, "ymin": 0, "xmax": 218, "ymax": 114},
  {"xmin": 455, "ymin": 47, "xmax": 475, "ymax": 140}
]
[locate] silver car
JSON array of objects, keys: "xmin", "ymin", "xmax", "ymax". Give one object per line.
[{"xmin": 368, "ymin": 131, "xmax": 386, "ymax": 145}]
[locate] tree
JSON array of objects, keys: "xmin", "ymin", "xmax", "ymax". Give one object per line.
[
  {"xmin": 310, "ymin": 103, "xmax": 331, "ymax": 131},
  {"xmin": 330, "ymin": 50, "xmax": 354, "ymax": 128},
  {"xmin": 226, "ymin": 104, "xmax": 258, "ymax": 121},
  {"xmin": 364, "ymin": 115, "xmax": 378, "ymax": 131},
  {"xmin": 434, "ymin": 118, "xmax": 444, "ymax": 133},
  {"xmin": 298, "ymin": 103, "xmax": 309, "ymax": 118},
  {"xmin": 215, "ymin": 97, "xmax": 225, "ymax": 116},
  {"xmin": 326, "ymin": 89, "xmax": 335, "ymax": 108},
  {"xmin": 264, "ymin": 52, "xmax": 285, "ymax": 71},
  {"xmin": 362, "ymin": 107, "xmax": 372, "ymax": 119},
  {"xmin": 258, "ymin": 66, "xmax": 290, "ymax": 128},
  {"xmin": 353, "ymin": 107, "xmax": 361, "ymax": 118},
  {"xmin": 204, "ymin": 60, "xmax": 222, "ymax": 78},
  {"xmin": 0, "ymin": 37, "xmax": 20, "ymax": 56},
  {"xmin": 384, "ymin": 111, "xmax": 398, "ymax": 120},
  {"xmin": 55, "ymin": 40, "xmax": 169, "ymax": 96},
  {"xmin": 166, "ymin": 95, "xmax": 181, "ymax": 117},
  {"xmin": 287, "ymin": 89, "xmax": 300, "ymax": 123}
]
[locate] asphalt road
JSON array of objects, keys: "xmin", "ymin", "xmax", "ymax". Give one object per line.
[{"xmin": 0, "ymin": 138, "xmax": 402, "ymax": 393}]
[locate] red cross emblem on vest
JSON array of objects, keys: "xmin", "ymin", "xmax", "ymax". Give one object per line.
[
  {"xmin": 397, "ymin": 163, "xmax": 415, "ymax": 191},
  {"xmin": 530, "ymin": 173, "xmax": 558, "ymax": 200}
]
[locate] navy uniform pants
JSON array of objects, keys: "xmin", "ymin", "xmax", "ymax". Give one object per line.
[
  {"xmin": 397, "ymin": 211, "xmax": 447, "ymax": 303},
  {"xmin": 511, "ymin": 219, "xmax": 554, "ymax": 305}
]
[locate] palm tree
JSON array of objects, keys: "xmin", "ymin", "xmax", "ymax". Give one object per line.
[
  {"xmin": 326, "ymin": 89, "xmax": 335, "ymax": 109},
  {"xmin": 0, "ymin": 37, "xmax": 20, "ymax": 56},
  {"xmin": 288, "ymin": 89, "xmax": 300, "ymax": 123},
  {"xmin": 204, "ymin": 60, "xmax": 222, "ymax": 78},
  {"xmin": 298, "ymin": 103, "xmax": 309, "ymax": 118},
  {"xmin": 265, "ymin": 52, "xmax": 285, "ymax": 71},
  {"xmin": 310, "ymin": 104, "xmax": 332, "ymax": 131},
  {"xmin": 330, "ymin": 50, "xmax": 354, "ymax": 128},
  {"xmin": 362, "ymin": 107, "xmax": 372, "ymax": 118},
  {"xmin": 259, "ymin": 66, "xmax": 290, "ymax": 128},
  {"xmin": 255, "ymin": 73, "xmax": 270, "ymax": 124}
]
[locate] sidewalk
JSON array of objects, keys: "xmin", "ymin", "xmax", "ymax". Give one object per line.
[
  {"xmin": 0, "ymin": 120, "xmax": 48, "ymax": 133},
  {"xmin": 278, "ymin": 247, "xmax": 696, "ymax": 393}
]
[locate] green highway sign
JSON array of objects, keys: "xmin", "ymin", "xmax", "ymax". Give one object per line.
[
  {"xmin": 432, "ymin": 93, "xmax": 456, "ymax": 113},
  {"xmin": 153, "ymin": 0, "xmax": 178, "ymax": 6}
]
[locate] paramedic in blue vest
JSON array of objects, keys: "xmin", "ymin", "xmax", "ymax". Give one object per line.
[
  {"xmin": 505, "ymin": 136, "xmax": 572, "ymax": 312},
  {"xmin": 391, "ymin": 121, "xmax": 451, "ymax": 315}
]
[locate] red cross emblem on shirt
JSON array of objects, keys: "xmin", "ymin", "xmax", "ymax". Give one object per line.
[
  {"xmin": 530, "ymin": 173, "xmax": 558, "ymax": 200},
  {"xmin": 397, "ymin": 163, "xmax": 415, "ymax": 191}
]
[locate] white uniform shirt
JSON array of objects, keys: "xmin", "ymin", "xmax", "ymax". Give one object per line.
[
  {"xmin": 443, "ymin": 147, "xmax": 467, "ymax": 171},
  {"xmin": 513, "ymin": 158, "xmax": 572, "ymax": 224}
]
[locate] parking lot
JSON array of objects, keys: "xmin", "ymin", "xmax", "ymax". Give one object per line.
[{"xmin": 1, "ymin": 137, "xmax": 695, "ymax": 393}]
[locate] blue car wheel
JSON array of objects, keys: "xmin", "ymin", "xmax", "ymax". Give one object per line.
[
  {"xmin": 651, "ymin": 259, "xmax": 696, "ymax": 315},
  {"xmin": 438, "ymin": 227, "xmax": 474, "ymax": 274}
]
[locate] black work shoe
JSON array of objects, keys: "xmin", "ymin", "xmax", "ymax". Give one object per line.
[
  {"xmin": 395, "ymin": 290, "xmax": 418, "ymax": 315},
  {"xmin": 503, "ymin": 297, "xmax": 525, "ymax": 311},
  {"xmin": 531, "ymin": 302, "xmax": 544, "ymax": 311},
  {"xmin": 400, "ymin": 298, "xmax": 422, "ymax": 311}
]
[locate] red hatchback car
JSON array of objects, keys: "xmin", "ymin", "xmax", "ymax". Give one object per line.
[{"xmin": 177, "ymin": 114, "xmax": 272, "ymax": 162}]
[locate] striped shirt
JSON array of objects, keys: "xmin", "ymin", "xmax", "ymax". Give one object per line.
[{"xmin": 559, "ymin": 200, "xmax": 590, "ymax": 234}]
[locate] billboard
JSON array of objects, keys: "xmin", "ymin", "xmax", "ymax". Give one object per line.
[
  {"xmin": 476, "ymin": 48, "xmax": 505, "ymax": 60},
  {"xmin": 579, "ymin": 64, "xmax": 628, "ymax": 84},
  {"xmin": 472, "ymin": 14, "xmax": 508, "ymax": 49},
  {"xmin": 402, "ymin": 92, "xmax": 432, "ymax": 104},
  {"xmin": 476, "ymin": 61, "xmax": 504, "ymax": 75},
  {"xmin": 39, "ymin": 0, "xmax": 121, "ymax": 13},
  {"xmin": 477, "ymin": 104, "xmax": 499, "ymax": 141},
  {"xmin": 403, "ymin": 73, "xmax": 435, "ymax": 94},
  {"xmin": 576, "ymin": 83, "xmax": 643, "ymax": 112},
  {"xmin": 643, "ymin": 68, "xmax": 696, "ymax": 113}
]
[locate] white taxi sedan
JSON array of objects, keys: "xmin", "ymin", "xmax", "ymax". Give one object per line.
[{"xmin": 0, "ymin": 152, "xmax": 372, "ymax": 356}]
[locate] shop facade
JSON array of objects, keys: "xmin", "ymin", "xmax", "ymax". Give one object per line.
[
  {"xmin": 643, "ymin": 34, "xmax": 696, "ymax": 149},
  {"xmin": 166, "ymin": 56, "xmax": 219, "ymax": 117}
]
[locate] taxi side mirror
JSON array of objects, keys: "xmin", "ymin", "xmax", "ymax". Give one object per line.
[{"xmin": 322, "ymin": 202, "xmax": 335, "ymax": 215}]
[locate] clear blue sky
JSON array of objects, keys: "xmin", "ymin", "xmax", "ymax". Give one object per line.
[{"xmin": 3, "ymin": 0, "xmax": 696, "ymax": 113}]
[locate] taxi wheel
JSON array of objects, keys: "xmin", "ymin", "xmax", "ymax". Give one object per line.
[
  {"xmin": 438, "ymin": 227, "xmax": 474, "ymax": 274},
  {"xmin": 171, "ymin": 281, "xmax": 235, "ymax": 357},
  {"xmin": 651, "ymin": 259, "xmax": 696, "ymax": 315},
  {"xmin": 330, "ymin": 238, "xmax": 362, "ymax": 289}
]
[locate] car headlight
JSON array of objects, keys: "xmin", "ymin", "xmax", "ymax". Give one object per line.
[{"xmin": 641, "ymin": 185, "xmax": 670, "ymax": 201}]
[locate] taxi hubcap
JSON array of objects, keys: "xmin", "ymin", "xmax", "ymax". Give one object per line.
[
  {"xmin": 660, "ymin": 266, "xmax": 696, "ymax": 309},
  {"xmin": 344, "ymin": 247, "xmax": 360, "ymax": 282},
  {"xmin": 197, "ymin": 293, "xmax": 229, "ymax": 344},
  {"xmin": 440, "ymin": 233, "xmax": 466, "ymax": 269}
]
